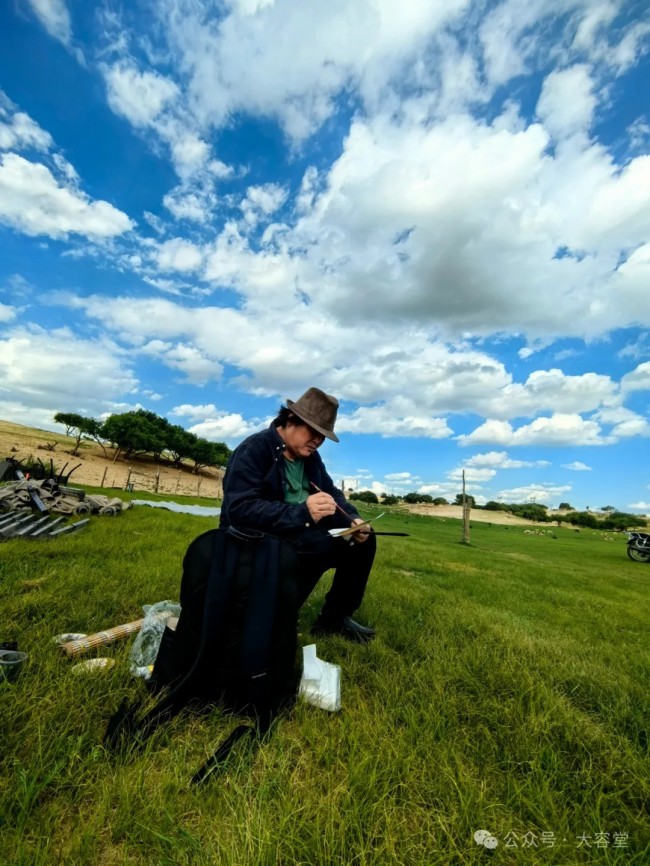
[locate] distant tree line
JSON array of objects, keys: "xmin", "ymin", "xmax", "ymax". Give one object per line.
[
  {"xmin": 346, "ymin": 488, "xmax": 646, "ymax": 529},
  {"xmin": 54, "ymin": 410, "xmax": 231, "ymax": 473},
  {"xmin": 349, "ymin": 490, "xmax": 472, "ymax": 507},
  {"xmin": 483, "ymin": 499, "xmax": 644, "ymax": 529}
]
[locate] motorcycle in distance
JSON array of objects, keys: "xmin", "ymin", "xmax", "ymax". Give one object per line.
[{"xmin": 626, "ymin": 531, "xmax": 650, "ymax": 562}]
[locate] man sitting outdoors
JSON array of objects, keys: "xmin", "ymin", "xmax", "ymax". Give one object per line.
[{"xmin": 220, "ymin": 387, "xmax": 377, "ymax": 643}]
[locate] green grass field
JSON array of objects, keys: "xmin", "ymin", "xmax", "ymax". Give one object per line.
[{"xmin": 0, "ymin": 497, "xmax": 648, "ymax": 865}]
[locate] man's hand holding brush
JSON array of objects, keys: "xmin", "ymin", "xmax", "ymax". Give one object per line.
[
  {"xmin": 308, "ymin": 482, "xmax": 372, "ymax": 543},
  {"xmin": 306, "ymin": 490, "xmax": 338, "ymax": 522}
]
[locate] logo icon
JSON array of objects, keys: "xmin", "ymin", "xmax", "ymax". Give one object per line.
[{"xmin": 474, "ymin": 830, "xmax": 499, "ymax": 849}]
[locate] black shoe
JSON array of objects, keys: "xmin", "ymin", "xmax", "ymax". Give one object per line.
[{"xmin": 311, "ymin": 616, "xmax": 376, "ymax": 643}]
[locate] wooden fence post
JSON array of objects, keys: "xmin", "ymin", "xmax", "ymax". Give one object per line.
[
  {"xmin": 462, "ymin": 470, "xmax": 471, "ymax": 545},
  {"xmin": 100, "ymin": 467, "xmax": 107, "ymax": 489}
]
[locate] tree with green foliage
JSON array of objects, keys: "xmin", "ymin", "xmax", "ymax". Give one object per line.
[
  {"xmin": 189, "ymin": 438, "xmax": 232, "ymax": 473},
  {"xmin": 381, "ymin": 494, "xmax": 399, "ymax": 505},
  {"xmin": 83, "ymin": 417, "xmax": 109, "ymax": 457},
  {"xmin": 601, "ymin": 512, "xmax": 646, "ymax": 531},
  {"xmin": 132, "ymin": 410, "xmax": 173, "ymax": 460},
  {"xmin": 454, "ymin": 493, "xmax": 476, "ymax": 507},
  {"xmin": 432, "ymin": 497, "xmax": 449, "ymax": 505},
  {"xmin": 349, "ymin": 490, "xmax": 379, "ymax": 504},
  {"xmin": 504, "ymin": 502, "xmax": 550, "ymax": 522},
  {"xmin": 54, "ymin": 412, "xmax": 86, "ymax": 439},
  {"xmin": 166, "ymin": 425, "xmax": 198, "ymax": 468},
  {"xmin": 484, "ymin": 500, "xmax": 505, "ymax": 511},
  {"xmin": 564, "ymin": 510, "xmax": 599, "ymax": 529},
  {"xmin": 521, "ymin": 504, "xmax": 550, "ymax": 522},
  {"xmin": 102, "ymin": 410, "xmax": 168, "ymax": 461},
  {"xmin": 558, "ymin": 502, "xmax": 574, "ymax": 511},
  {"xmin": 402, "ymin": 492, "xmax": 434, "ymax": 504},
  {"xmin": 54, "ymin": 411, "xmax": 105, "ymax": 456},
  {"xmin": 99, "ymin": 409, "xmax": 231, "ymax": 471}
]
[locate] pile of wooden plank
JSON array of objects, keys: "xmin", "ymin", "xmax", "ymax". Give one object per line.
[
  {"xmin": 0, "ymin": 477, "xmax": 130, "ymax": 540},
  {"xmin": 0, "ymin": 479, "xmax": 129, "ymax": 516},
  {"xmin": 0, "ymin": 509, "xmax": 89, "ymax": 540}
]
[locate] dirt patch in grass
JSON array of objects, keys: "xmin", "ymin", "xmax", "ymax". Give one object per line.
[
  {"xmin": 0, "ymin": 419, "xmax": 224, "ymax": 499},
  {"xmin": 403, "ymin": 503, "xmax": 544, "ymax": 527}
]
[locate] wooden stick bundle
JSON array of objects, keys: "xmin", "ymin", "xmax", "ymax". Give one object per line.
[{"xmin": 59, "ymin": 619, "xmax": 145, "ymax": 657}]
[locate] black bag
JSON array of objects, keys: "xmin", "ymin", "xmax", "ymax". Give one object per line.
[{"xmin": 104, "ymin": 526, "xmax": 301, "ymax": 783}]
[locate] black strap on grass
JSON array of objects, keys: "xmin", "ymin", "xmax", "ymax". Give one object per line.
[
  {"xmin": 191, "ymin": 710, "xmax": 273, "ymax": 786},
  {"xmin": 104, "ymin": 698, "xmax": 143, "ymax": 750},
  {"xmin": 191, "ymin": 723, "xmax": 255, "ymax": 785}
]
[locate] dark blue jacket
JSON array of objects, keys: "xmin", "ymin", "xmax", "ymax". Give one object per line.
[{"xmin": 219, "ymin": 423, "xmax": 360, "ymax": 535}]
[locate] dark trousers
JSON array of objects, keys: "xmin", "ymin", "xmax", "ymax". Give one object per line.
[{"xmin": 286, "ymin": 527, "xmax": 377, "ymax": 621}]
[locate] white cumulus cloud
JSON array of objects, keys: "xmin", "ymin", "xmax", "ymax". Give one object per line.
[
  {"xmin": 104, "ymin": 63, "xmax": 180, "ymax": 128},
  {"xmin": 0, "ymin": 326, "xmax": 139, "ymax": 422},
  {"xmin": 337, "ymin": 405, "xmax": 453, "ymax": 439},
  {"xmin": 170, "ymin": 403, "xmax": 219, "ymax": 420},
  {"xmin": 189, "ymin": 413, "xmax": 266, "ymax": 443},
  {"xmin": 536, "ymin": 65, "xmax": 597, "ymax": 139},
  {"xmin": 463, "ymin": 451, "xmax": 550, "ymax": 469},
  {"xmin": 459, "ymin": 414, "xmax": 611, "ymax": 447},
  {"xmin": 0, "ymin": 153, "xmax": 133, "ymax": 239},
  {"xmin": 0, "ymin": 93, "xmax": 53, "ymax": 152},
  {"xmin": 27, "ymin": 0, "xmax": 72, "ymax": 46},
  {"xmin": 621, "ymin": 360, "xmax": 650, "ymax": 392},
  {"xmin": 495, "ymin": 482, "xmax": 572, "ymax": 504},
  {"xmin": 140, "ymin": 340, "xmax": 223, "ymax": 385},
  {"xmin": 156, "ymin": 238, "xmax": 204, "ymax": 272},
  {"xmin": 0, "ymin": 303, "xmax": 17, "ymax": 323}
]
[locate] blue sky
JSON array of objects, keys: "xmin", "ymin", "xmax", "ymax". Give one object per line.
[{"xmin": 1, "ymin": 0, "xmax": 649, "ymax": 511}]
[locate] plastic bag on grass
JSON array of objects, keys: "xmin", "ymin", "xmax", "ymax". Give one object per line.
[
  {"xmin": 299, "ymin": 644, "xmax": 341, "ymax": 711},
  {"xmin": 130, "ymin": 600, "xmax": 181, "ymax": 679}
]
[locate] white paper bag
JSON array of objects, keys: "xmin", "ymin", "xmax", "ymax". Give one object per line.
[{"xmin": 299, "ymin": 644, "xmax": 341, "ymax": 712}]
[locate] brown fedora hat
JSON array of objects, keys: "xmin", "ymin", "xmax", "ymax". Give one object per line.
[{"xmin": 287, "ymin": 387, "xmax": 340, "ymax": 443}]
